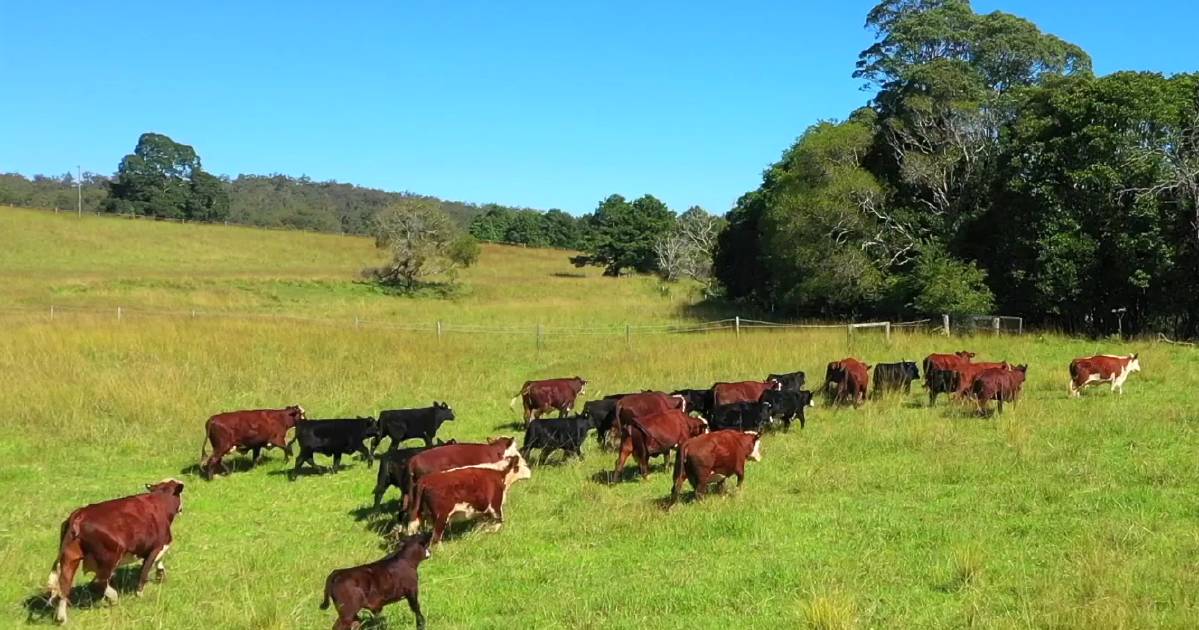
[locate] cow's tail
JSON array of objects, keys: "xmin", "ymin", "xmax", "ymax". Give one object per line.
[
  {"xmin": 319, "ymin": 572, "xmax": 334, "ymax": 610},
  {"xmin": 48, "ymin": 517, "xmax": 78, "ymax": 602},
  {"xmin": 670, "ymin": 439, "xmax": 688, "ymax": 504},
  {"xmin": 199, "ymin": 418, "xmax": 211, "ymax": 463},
  {"xmin": 509, "ymin": 382, "xmax": 532, "ymax": 412},
  {"xmin": 405, "ymin": 481, "xmax": 426, "ymax": 534}
]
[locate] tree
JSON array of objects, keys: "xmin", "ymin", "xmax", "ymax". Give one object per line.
[
  {"xmin": 655, "ymin": 206, "xmax": 724, "ymax": 282},
  {"xmin": 102, "ymin": 132, "xmax": 230, "ymax": 221},
  {"xmin": 364, "ymin": 199, "xmax": 479, "ymax": 289},
  {"xmin": 904, "ymin": 244, "xmax": 994, "ymax": 316},
  {"xmin": 581, "ymin": 194, "xmax": 676, "ymax": 276},
  {"xmin": 541, "ymin": 209, "xmax": 581, "ymax": 249}
]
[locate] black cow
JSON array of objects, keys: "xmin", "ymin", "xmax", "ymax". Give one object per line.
[
  {"xmin": 766, "ymin": 371, "xmax": 806, "ymax": 392},
  {"xmin": 520, "ymin": 415, "xmax": 593, "ymax": 464},
  {"xmin": 289, "ymin": 418, "xmax": 379, "ymax": 477},
  {"xmin": 758, "ymin": 389, "xmax": 816, "ymax": 430},
  {"xmin": 372, "ymin": 439, "xmax": 456, "ymax": 509},
  {"xmin": 873, "ymin": 361, "xmax": 921, "ymax": 397},
  {"xmin": 372, "ymin": 402, "xmax": 455, "ymax": 452},
  {"xmin": 708, "ymin": 401, "xmax": 773, "ymax": 432},
  {"xmin": 670, "ymin": 389, "xmax": 714, "ymax": 418},
  {"xmin": 583, "ymin": 392, "xmax": 643, "ymax": 449}
]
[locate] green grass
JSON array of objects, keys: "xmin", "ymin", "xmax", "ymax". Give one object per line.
[{"xmin": 2, "ymin": 206, "xmax": 1198, "ymax": 628}]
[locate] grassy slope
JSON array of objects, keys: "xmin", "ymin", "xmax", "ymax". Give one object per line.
[{"xmin": 1, "ymin": 207, "xmax": 1198, "ymax": 629}]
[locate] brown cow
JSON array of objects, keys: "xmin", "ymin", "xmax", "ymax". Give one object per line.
[
  {"xmin": 952, "ymin": 361, "xmax": 1011, "ymax": 397},
  {"xmin": 510, "ymin": 377, "xmax": 587, "ymax": 426},
  {"xmin": 611, "ymin": 392, "xmax": 687, "ymax": 446},
  {"xmin": 670, "ymin": 430, "xmax": 762, "ymax": 504},
  {"xmin": 199, "ymin": 405, "xmax": 305, "ymax": 479},
  {"xmin": 823, "ymin": 358, "xmax": 871, "ymax": 406},
  {"xmin": 971, "ymin": 364, "xmax": 1028, "ymax": 415},
  {"xmin": 405, "ymin": 456, "xmax": 532, "ymax": 545},
  {"xmin": 923, "ymin": 351, "xmax": 975, "ymax": 405},
  {"xmin": 320, "ymin": 532, "xmax": 431, "ymax": 630},
  {"xmin": 399, "ymin": 437, "xmax": 520, "ymax": 518},
  {"xmin": 712, "ymin": 380, "xmax": 780, "ymax": 407},
  {"xmin": 1069, "ymin": 354, "xmax": 1141, "ymax": 397},
  {"xmin": 47, "ymin": 479, "xmax": 185, "ymax": 623},
  {"xmin": 612, "ymin": 409, "xmax": 707, "ymax": 481}
]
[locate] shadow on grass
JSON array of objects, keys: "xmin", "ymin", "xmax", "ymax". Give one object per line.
[
  {"xmin": 348, "ymin": 503, "xmax": 404, "ymax": 541},
  {"xmin": 551, "ymin": 272, "xmax": 587, "ymax": 278},
  {"xmin": 24, "ymin": 566, "xmax": 143, "ymax": 623},
  {"xmin": 178, "ymin": 453, "xmax": 279, "ymax": 479},
  {"xmin": 591, "ymin": 458, "xmax": 673, "ymax": 485}
]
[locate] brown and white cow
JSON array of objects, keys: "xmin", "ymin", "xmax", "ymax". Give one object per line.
[
  {"xmin": 320, "ymin": 532, "xmax": 432, "ymax": 630},
  {"xmin": 1069, "ymin": 354, "xmax": 1141, "ymax": 397},
  {"xmin": 399, "ymin": 437, "xmax": 521, "ymax": 518},
  {"xmin": 47, "ymin": 479, "xmax": 185, "ymax": 623},
  {"xmin": 670, "ymin": 430, "xmax": 762, "ymax": 504},
  {"xmin": 510, "ymin": 377, "xmax": 587, "ymax": 427},
  {"xmin": 612, "ymin": 408, "xmax": 707, "ymax": 481},
  {"xmin": 199, "ymin": 405, "xmax": 305, "ymax": 479},
  {"xmin": 923, "ymin": 351, "xmax": 975, "ymax": 405},
  {"xmin": 712, "ymin": 380, "xmax": 780, "ymax": 407},
  {"xmin": 405, "ymin": 456, "xmax": 532, "ymax": 545},
  {"xmin": 823, "ymin": 358, "xmax": 871, "ymax": 406},
  {"xmin": 971, "ymin": 364, "xmax": 1028, "ymax": 415}
]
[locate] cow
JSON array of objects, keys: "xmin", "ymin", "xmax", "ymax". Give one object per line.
[
  {"xmin": 823, "ymin": 359, "xmax": 871, "ymax": 406},
  {"xmin": 670, "ymin": 431, "xmax": 762, "ymax": 504},
  {"xmin": 872, "ymin": 361, "xmax": 921, "ymax": 397},
  {"xmin": 521, "ymin": 414, "xmax": 593, "ymax": 464},
  {"xmin": 923, "ymin": 352, "xmax": 975, "ymax": 406},
  {"xmin": 372, "ymin": 403, "xmax": 455, "ymax": 452},
  {"xmin": 581, "ymin": 391, "xmax": 645, "ymax": 449},
  {"xmin": 670, "ymin": 388, "xmax": 715, "ymax": 419},
  {"xmin": 758, "ymin": 389, "xmax": 816, "ymax": 430},
  {"xmin": 971, "ymin": 364, "xmax": 1029, "ymax": 415},
  {"xmin": 199, "ymin": 405, "xmax": 305, "ymax": 479},
  {"xmin": 1069, "ymin": 354, "xmax": 1141, "ymax": 397},
  {"xmin": 611, "ymin": 392, "xmax": 687, "ymax": 447},
  {"xmin": 405, "ymin": 455, "xmax": 533, "ymax": 545},
  {"xmin": 510, "ymin": 377, "xmax": 587, "ymax": 427},
  {"xmin": 952, "ymin": 361, "xmax": 1011, "ymax": 397},
  {"xmin": 712, "ymin": 380, "xmax": 781, "ymax": 407},
  {"xmin": 46, "ymin": 479, "xmax": 185, "ymax": 624},
  {"xmin": 766, "ymin": 371, "xmax": 806, "ymax": 392},
  {"xmin": 289, "ymin": 417, "xmax": 379, "ymax": 477},
  {"xmin": 708, "ymin": 401, "xmax": 773, "ymax": 432},
  {"xmin": 612, "ymin": 409, "xmax": 707, "ymax": 481},
  {"xmin": 399, "ymin": 438, "xmax": 521, "ymax": 519},
  {"xmin": 373, "ymin": 440, "xmax": 457, "ymax": 509},
  {"xmin": 320, "ymin": 532, "xmax": 432, "ymax": 630}
]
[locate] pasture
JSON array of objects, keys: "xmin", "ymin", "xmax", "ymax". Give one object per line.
[{"xmin": 2, "ymin": 207, "xmax": 1198, "ymax": 628}]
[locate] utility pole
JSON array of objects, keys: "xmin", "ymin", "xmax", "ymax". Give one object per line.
[{"xmin": 76, "ymin": 165, "xmax": 82, "ymax": 217}]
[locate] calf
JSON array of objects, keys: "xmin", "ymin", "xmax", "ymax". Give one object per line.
[
  {"xmin": 872, "ymin": 361, "xmax": 921, "ymax": 397},
  {"xmin": 670, "ymin": 388, "xmax": 715, "ymax": 419},
  {"xmin": 713, "ymin": 380, "xmax": 781, "ymax": 407},
  {"xmin": 400, "ymin": 438, "xmax": 520, "ymax": 518},
  {"xmin": 766, "ymin": 371, "xmax": 806, "ymax": 392},
  {"xmin": 199, "ymin": 405, "xmax": 305, "ymax": 479},
  {"xmin": 670, "ymin": 431, "xmax": 762, "ymax": 504},
  {"xmin": 510, "ymin": 377, "xmax": 587, "ymax": 427},
  {"xmin": 290, "ymin": 417, "xmax": 379, "ymax": 476},
  {"xmin": 924, "ymin": 351, "xmax": 975, "ymax": 406},
  {"xmin": 373, "ymin": 440, "xmax": 456, "ymax": 509},
  {"xmin": 708, "ymin": 401, "xmax": 773, "ymax": 432},
  {"xmin": 320, "ymin": 532, "xmax": 432, "ymax": 630},
  {"xmin": 823, "ymin": 359, "xmax": 870, "ymax": 406},
  {"xmin": 613, "ymin": 409, "xmax": 707, "ymax": 480},
  {"xmin": 971, "ymin": 364, "xmax": 1028, "ymax": 415},
  {"xmin": 758, "ymin": 389, "xmax": 816, "ymax": 430},
  {"xmin": 582, "ymin": 391, "xmax": 644, "ymax": 449},
  {"xmin": 372, "ymin": 403, "xmax": 455, "ymax": 451},
  {"xmin": 47, "ymin": 479, "xmax": 185, "ymax": 623},
  {"xmin": 521, "ymin": 414, "xmax": 593, "ymax": 464},
  {"xmin": 405, "ymin": 456, "xmax": 533, "ymax": 545},
  {"xmin": 1069, "ymin": 354, "xmax": 1141, "ymax": 397}
]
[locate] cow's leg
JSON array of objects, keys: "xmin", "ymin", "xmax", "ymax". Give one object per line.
[
  {"xmin": 92, "ymin": 558, "xmax": 120, "ymax": 605},
  {"xmin": 50, "ymin": 542, "xmax": 85, "ymax": 623},
  {"xmin": 250, "ymin": 446, "xmax": 264, "ymax": 465},
  {"xmin": 695, "ymin": 470, "xmax": 713, "ymax": 500},
  {"xmin": 929, "ymin": 389, "xmax": 937, "ymax": 406},
  {"xmin": 997, "ymin": 398, "xmax": 1005, "ymax": 415},
  {"xmin": 204, "ymin": 444, "xmax": 233, "ymax": 479},
  {"xmin": 612, "ymin": 438, "xmax": 633, "ymax": 482},
  {"xmin": 539, "ymin": 448, "xmax": 551, "ymax": 466},
  {"xmin": 735, "ymin": 463, "xmax": 746, "ymax": 487},
  {"xmin": 431, "ymin": 514, "xmax": 449, "ymax": 545},
  {"xmin": 332, "ymin": 453, "xmax": 343, "ymax": 472},
  {"xmin": 292, "ymin": 450, "xmax": 306, "ymax": 477},
  {"xmin": 333, "ymin": 603, "xmax": 360, "ymax": 630},
  {"xmin": 357, "ymin": 444, "xmax": 374, "ymax": 469},
  {"xmin": 422, "ymin": 434, "xmax": 433, "ymax": 448},
  {"xmin": 135, "ymin": 544, "xmax": 165, "ymax": 595},
  {"xmin": 407, "ymin": 591, "xmax": 426, "ymax": 630}
]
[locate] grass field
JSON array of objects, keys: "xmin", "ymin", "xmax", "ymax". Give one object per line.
[{"xmin": 2, "ymin": 207, "xmax": 1198, "ymax": 629}]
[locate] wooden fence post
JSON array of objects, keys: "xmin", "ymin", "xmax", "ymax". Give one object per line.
[
  {"xmin": 625, "ymin": 323, "xmax": 631, "ymax": 349},
  {"xmin": 117, "ymin": 307, "xmax": 122, "ymax": 321},
  {"xmin": 885, "ymin": 321, "xmax": 891, "ymax": 343},
  {"xmin": 1017, "ymin": 317, "xmax": 1023, "ymax": 335},
  {"xmin": 354, "ymin": 316, "xmax": 360, "ymax": 329},
  {"xmin": 49, "ymin": 305, "xmax": 54, "ymax": 320},
  {"xmin": 846, "ymin": 324, "xmax": 852, "ymax": 352},
  {"xmin": 436, "ymin": 320, "xmax": 443, "ymax": 340},
  {"xmin": 942, "ymin": 314, "xmax": 951, "ymax": 337},
  {"xmin": 536, "ymin": 324, "xmax": 544, "ymax": 351},
  {"xmin": 993, "ymin": 317, "xmax": 1001, "ymax": 336},
  {"xmin": 735, "ymin": 316, "xmax": 741, "ymax": 338}
]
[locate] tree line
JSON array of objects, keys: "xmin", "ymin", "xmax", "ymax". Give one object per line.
[{"xmin": 713, "ymin": 0, "xmax": 1199, "ymax": 338}]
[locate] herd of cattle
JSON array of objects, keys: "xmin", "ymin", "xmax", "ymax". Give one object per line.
[{"xmin": 42, "ymin": 351, "xmax": 1142, "ymax": 628}]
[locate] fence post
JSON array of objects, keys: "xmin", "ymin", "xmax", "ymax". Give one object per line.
[
  {"xmin": 847, "ymin": 324, "xmax": 852, "ymax": 352},
  {"xmin": 436, "ymin": 320, "xmax": 442, "ymax": 340},
  {"xmin": 191, "ymin": 309, "xmax": 196, "ymax": 319},
  {"xmin": 942, "ymin": 314, "xmax": 951, "ymax": 337},
  {"xmin": 49, "ymin": 305, "xmax": 54, "ymax": 320},
  {"xmin": 625, "ymin": 323, "xmax": 631, "ymax": 349},
  {"xmin": 993, "ymin": 317, "xmax": 1000, "ymax": 337},
  {"xmin": 735, "ymin": 316, "xmax": 741, "ymax": 338},
  {"xmin": 354, "ymin": 316, "xmax": 360, "ymax": 329},
  {"xmin": 885, "ymin": 321, "xmax": 891, "ymax": 343},
  {"xmin": 1017, "ymin": 317, "xmax": 1023, "ymax": 335},
  {"xmin": 117, "ymin": 307, "xmax": 122, "ymax": 321},
  {"xmin": 536, "ymin": 323, "xmax": 544, "ymax": 351}
]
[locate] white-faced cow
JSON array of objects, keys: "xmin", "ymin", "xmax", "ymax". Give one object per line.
[
  {"xmin": 1069, "ymin": 354, "xmax": 1141, "ymax": 397},
  {"xmin": 670, "ymin": 430, "xmax": 762, "ymax": 504},
  {"xmin": 405, "ymin": 455, "xmax": 533, "ymax": 545}
]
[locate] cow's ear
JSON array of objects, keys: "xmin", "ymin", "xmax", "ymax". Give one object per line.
[
  {"xmin": 173, "ymin": 483, "xmax": 185, "ymax": 496},
  {"xmin": 145, "ymin": 484, "xmax": 153, "ymax": 491}
]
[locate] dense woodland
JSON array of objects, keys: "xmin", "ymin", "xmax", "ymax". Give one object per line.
[{"xmin": 714, "ymin": 0, "xmax": 1199, "ymax": 337}]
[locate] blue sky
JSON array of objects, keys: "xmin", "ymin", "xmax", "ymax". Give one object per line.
[{"xmin": 0, "ymin": 1, "xmax": 1193, "ymax": 215}]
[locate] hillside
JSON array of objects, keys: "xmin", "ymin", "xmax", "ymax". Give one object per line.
[{"xmin": 1, "ymin": 207, "xmax": 1197, "ymax": 628}]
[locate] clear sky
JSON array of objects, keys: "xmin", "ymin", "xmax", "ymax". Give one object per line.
[{"xmin": 0, "ymin": 1, "xmax": 1193, "ymax": 215}]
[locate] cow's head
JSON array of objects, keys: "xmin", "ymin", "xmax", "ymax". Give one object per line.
[
  {"xmin": 903, "ymin": 361, "xmax": 920, "ymax": 381},
  {"xmin": 397, "ymin": 532, "xmax": 433, "ymax": 562},
  {"xmin": 799, "ymin": 390, "xmax": 816, "ymax": 408},
  {"xmin": 767, "ymin": 378, "xmax": 782, "ymax": 391},
  {"xmin": 956, "ymin": 351, "xmax": 976, "ymax": 360},
  {"xmin": 1129, "ymin": 353, "xmax": 1142, "ymax": 373},
  {"xmin": 751, "ymin": 402, "xmax": 773, "ymax": 430},
  {"xmin": 287, "ymin": 405, "xmax": 307, "ymax": 422},
  {"xmin": 502, "ymin": 455, "xmax": 533, "ymax": 486},
  {"xmin": 575, "ymin": 377, "xmax": 588, "ymax": 394},
  {"xmin": 489, "ymin": 436, "xmax": 519, "ymax": 459},
  {"xmin": 146, "ymin": 478, "xmax": 185, "ymax": 513},
  {"xmin": 744, "ymin": 432, "xmax": 763, "ymax": 462},
  {"xmin": 432, "ymin": 401, "xmax": 455, "ymax": 424}
]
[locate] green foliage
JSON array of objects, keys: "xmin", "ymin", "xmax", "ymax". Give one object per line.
[
  {"xmin": 905, "ymin": 245, "xmax": 994, "ymax": 316},
  {"xmin": 101, "ymin": 133, "xmax": 230, "ymax": 221},
  {"xmin": 0, "ymin": 172, "xmax": 108, "ymax": 212},
  {"xmin": 583, "ymin": 194, "xmax": 677, "ymax": 276},
  {"xmin": 365, "ymin": 198, "xmax": 477, "ymax": 290},
  {"xmin": 468, "ymin": 205, "xmax": 587, "ymax": 249}
]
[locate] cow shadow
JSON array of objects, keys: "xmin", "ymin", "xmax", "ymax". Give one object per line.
[
  {"xmin": 178, "ymin": 453, "xmax": 278, "ymax": 478},
  {"xmin": 23, "ymin": 566, "xmax": 142, "ymax": 623},
  {"xmin": 493, "ymin": 420, "xmax": 526, "ymax": 432},
  {"xmin": 591, "ymin": 462, "xmax": 672, "ymax": 485},
  {"xmin": 551, "ymin": 272, "xmax": 587, "ymax": 278}
]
